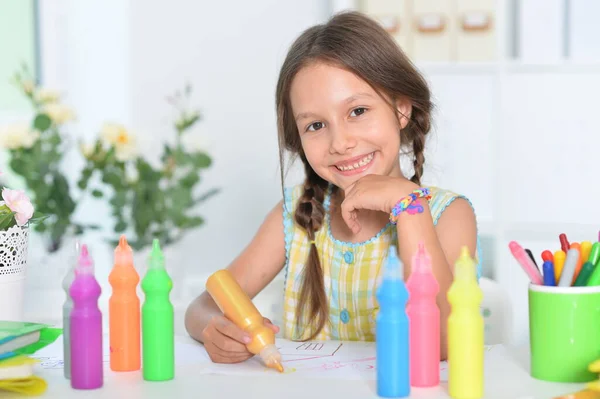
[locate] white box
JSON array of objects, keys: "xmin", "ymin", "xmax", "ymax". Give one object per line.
[
  {"xmin": 517, "ymin": 0, "xmax": 565, "ymax": 63},
  {"xmin": 568, "ymin": 0, "xmax": 600, "ymax": 62},
  {"xmin": 411, "ymin": 0, "xmax": 456, "ymax": 62},
  {"xmin": 456, "ymin": 0, "xmax": 497, "ymax": 61},
  {"xmin": 361, "ymin": 0, "xmax": 413, "ymax": 56}
]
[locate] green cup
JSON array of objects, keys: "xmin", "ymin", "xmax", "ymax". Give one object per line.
[{"xmin": 529, "ymin": 284, "xmax": 600, "ymax": 382}]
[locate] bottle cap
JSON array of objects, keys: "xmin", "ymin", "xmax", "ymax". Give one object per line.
[
  {"xmin": 412, "ymin": 241, "xmax": 432, "ymax": 273},
  {"xmin": 115, "ymin": 234, "xmax": 133, "ymax": 267},
  {"xmin": 383, "ymin": 245, "xmax": 403, "ymax": 280},
  {"xmin": 76, "ymin": 244, "xmax": 94, "ymax": 275},
  {"xmin": 454, "ymin": 246, "xmax": 476, "ymax": 282},
  {"xmin": 148, "ymin": 239, "xmax": 165, "ymax": 270},
  {"xmin": 259, "ymin": 344, "xmax": 284, "ymax": 373}
]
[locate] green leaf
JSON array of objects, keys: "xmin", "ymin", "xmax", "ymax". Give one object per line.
[
  {"xmin": 180, "ymin": 215, "xmax": 204, "ymax": 229},
  {"xmin": 33, "ymin": 114, "xmax": 52, "ymax": 131},
  {"xmin": 115, "ymin": 220, "xmax": 127, "ymax": 233},
  {"xmin": 193, "ymin": 187, "xmax": 220, "ymax": 205},
  {"xmin": 0, "ymin": 212, "xmax": 16, "ymax": 230},
  {"xmin": 91, "ymin": 189, "xmax": 103, "ymax": 198},
  {"xmin": 190, "ymin": 153, "xmax": 211, "ymax": 168},
  {"xmin": 179, "ymin": 171, "xmax": 199, "ymax": 187}
]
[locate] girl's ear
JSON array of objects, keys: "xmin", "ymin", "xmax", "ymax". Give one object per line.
[{"xmin": 396, "ymin": 98, "xmax": 412, "ymax": 129}]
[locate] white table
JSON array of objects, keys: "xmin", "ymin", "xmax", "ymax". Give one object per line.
[{"xmin": 4, "ymin": 335, "xmax": 590, "ymax": 399}]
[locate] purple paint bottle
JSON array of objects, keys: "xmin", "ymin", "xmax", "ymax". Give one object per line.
[{"xmin": 69, "ymin": 244, "xmax": 103, "ymax": 389}]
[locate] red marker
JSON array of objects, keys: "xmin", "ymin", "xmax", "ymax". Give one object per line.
[
  {"xmin": 559, "ymin": 234, "xmax": 570, "ymax": 253},
  {"xmin": 541, "ymin": 250, "xmax": 554, "ymax": 263}
]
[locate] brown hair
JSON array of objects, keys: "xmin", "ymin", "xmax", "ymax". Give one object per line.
[{"xmin": 275, "ymin": 11, "xmax": 433, "ymax": 340}]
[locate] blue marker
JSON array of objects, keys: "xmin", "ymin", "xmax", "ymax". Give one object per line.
[
  {"xmin": 376, "ymin": 245, "xmax": 410, "ymax": 398},
  {"xmin": 542, "ymin": 261, "xmax": 556, "ymax": 286}
]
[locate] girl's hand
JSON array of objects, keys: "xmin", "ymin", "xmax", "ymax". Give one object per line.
[
  {"xmin": 201, "ymin": 315, "xmax": 280, "ymax": 364},
  {"xmin": 341, "ymin": 175, "xmax": 419, "ymax": 234}
]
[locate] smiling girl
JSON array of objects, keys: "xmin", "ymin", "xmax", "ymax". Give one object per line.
[{"xmin": 185, "ymin": 11, "xmax": 480, "ymax": 363}]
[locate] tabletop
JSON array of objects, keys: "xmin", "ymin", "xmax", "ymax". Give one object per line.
[{"xmin": 3, "ymin": 335, "xmax": 591, "ymax": 399}]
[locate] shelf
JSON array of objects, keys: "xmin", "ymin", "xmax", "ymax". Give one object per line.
[
  {"xmin": 414, "ymin": 60, "xmax": 600, "ymax": 76},
  {"xmin": 505, "ymin": 61, "xmax": 600, "ymax": 74},
  {"xmin": 416, "ymin": 62, "xmax": 500, "ymax": 76}
]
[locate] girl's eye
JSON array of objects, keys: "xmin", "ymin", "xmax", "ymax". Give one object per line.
[
  {"xmin": 350, "ymin": 107, "xmax": 367, "ymax": 117},
  {"xmin": 307, "ymin": 121, "xmax": 324, "ymax": 132}
]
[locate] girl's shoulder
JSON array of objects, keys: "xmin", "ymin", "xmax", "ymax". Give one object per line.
[{"xmin": 424, "ymin": 185, "xmax": 477, "ymax": 225}]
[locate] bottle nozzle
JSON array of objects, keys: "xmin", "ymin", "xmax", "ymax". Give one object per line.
[
  {"xmin": 412, "ymin": 241, "xmax": 432, "ymax": 273},
  {"xmin": 149, "ymin": 238, "xmax": 165, "ymax": 270},
  {"xmin": 384, "ymin": 245, "xmax": 403, "ymax": 280},
  {"xmin": 76, "ymin": 244, "xmax": 94, "ymax": 275},
  {"xmin": 260, "ymin": 344, "xmax": 284, "ymax": 373},
  {"xmin": 115, "ymin": 234, "xmax": 133, "ymax": 266},
  {"xmin": 454, "ymin": 246, "xmax": 476, "ymax": 282}
]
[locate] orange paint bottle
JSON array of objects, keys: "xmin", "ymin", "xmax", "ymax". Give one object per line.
[
  {"xmin": 206, "ymin": 269, "xmax": 284, "ymax": 372},
  {"xmin": 108, "ymin": 235, "xmax": 141, "ymax": 371}
]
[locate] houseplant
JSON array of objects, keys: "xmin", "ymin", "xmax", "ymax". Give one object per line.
[
  {"xmin": 77, "ymin": 84, "xmax": 218, "ymax": 251},
  {"xmin": 0, "ymin": 176, "xmax": 42, "ymax": 321}
]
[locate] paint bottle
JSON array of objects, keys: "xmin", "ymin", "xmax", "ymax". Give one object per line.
[
  {"xmin": 376, "ymin": 245, "xmax": 410, "ymax": 398},
  {"xmin": 70, "ymin": 245, "xmax": 103, "ymax": 389},
  {"xmin": 206, "ymin": 269, "xmax": 284, "ymax": 372},
  {"xmin": 108, "ymin": 235, "xmax": 141, "ymax": 371},
  {"xmin": 447, "ymin": 246, "xmax": 484, "ymax": 399},
  {"xmin": 141, "ymin": 239, "xmax": 174, "ymax": 381},
  {"xmin": 406, "ymin": 241, "xmax": 440, "ymax": 387},
  {"xmin": 61, "ymin": 239, "xmax": 80, "ymax": 379}
]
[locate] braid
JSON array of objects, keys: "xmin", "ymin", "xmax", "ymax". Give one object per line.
[
  {"xmin": 293, "ymin": 159, "xmax": 329, "ymax": 340},
  {"xmin": 406, "ymin": 105, "xmax": 430, "ymax": 185}
]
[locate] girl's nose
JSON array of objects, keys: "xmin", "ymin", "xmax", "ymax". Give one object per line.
[{"xmin": 329, "ymin": 126, "xmax": 357, "ymax": 155}]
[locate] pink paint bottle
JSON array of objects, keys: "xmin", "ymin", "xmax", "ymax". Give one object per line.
[
  {"xmin": 70, "ymin": 245, "xmax": 103, "ymax": 389},
  {"xmin": 406, "ymin": 241, "xmax": 440, "ymax": 387}
]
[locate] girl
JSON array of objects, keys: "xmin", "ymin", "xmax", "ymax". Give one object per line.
[{"xmin": 185, "ymin": 11, "xmax": 480, "ymax": 363}]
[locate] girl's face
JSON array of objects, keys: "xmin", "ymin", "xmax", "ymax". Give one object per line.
[{"xmin": 290, "ymin": 62, "xmax": 411, "ymax": 191}]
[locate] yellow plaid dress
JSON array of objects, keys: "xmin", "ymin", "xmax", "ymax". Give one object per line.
[{"xmin": 281, "ymin": 184, "xmax": 481, "ymax": 341}]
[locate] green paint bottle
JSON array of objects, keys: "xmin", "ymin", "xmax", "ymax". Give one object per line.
[{"xmin": 141, "ymin": 239, "xmax": 174, "ymax": 381}]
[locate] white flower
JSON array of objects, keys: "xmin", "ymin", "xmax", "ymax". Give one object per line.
[
  {"xmin": 0, "ymin": 123, "xmax": 40, "ymax": 149},
  {"xmin": 21, "ymin": 80, "xmax": 34, "ymax": 94},
  {"xmin": 79, "ymin": 142, "xmax": 95, "ymax": 159},
  {"xmin": 181, "ymin": 123, "xmax": 212, "ymax": 153},
  {"xmin": 34, "ymin": 88, "xmax": 61, "ymax": 104},
  {"xmin": 101, "ymin": 123, "xmax": 138, "ymax": 162},
  {"xmin": 43, "ymin": 103, "xmax": 76, "ymax": 124}
]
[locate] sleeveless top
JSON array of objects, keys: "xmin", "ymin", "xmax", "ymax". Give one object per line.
[{"xmin": 281, "ymin": 184, "xmax": 482, "ymax": 342}]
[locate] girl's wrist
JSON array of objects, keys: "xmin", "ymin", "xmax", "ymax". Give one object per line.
[{"xmin": 388, "ymin": 186, "xmax": 432, "ymax": 223}]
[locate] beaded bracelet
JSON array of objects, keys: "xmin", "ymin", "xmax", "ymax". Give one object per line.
[{"xmin": 389, "ymin": 188, "xmax": 432, "ymax": 224}]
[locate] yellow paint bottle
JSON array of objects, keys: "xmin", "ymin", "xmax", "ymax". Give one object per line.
[
  {"xmin": 206, "ymin": 269, "xmax": 284, "ymax": 372},
  {"xmin": 447, "ymin": 247, "xmax": 484, "ymax": 399}
]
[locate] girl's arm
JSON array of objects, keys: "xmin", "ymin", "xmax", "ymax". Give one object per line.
[
  {"xmin": 184, "ymin": 200, "xmax": 287, "ymax": 343},
  {"xmin": 395, "ymin": 198, "xmax": 477, "ymax": 360}
]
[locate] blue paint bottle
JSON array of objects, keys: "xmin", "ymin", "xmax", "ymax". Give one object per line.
[{"xmin": 376, "ymin": 245, "xmax": 410, "ymax": 398}]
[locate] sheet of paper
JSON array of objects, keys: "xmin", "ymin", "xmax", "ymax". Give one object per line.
[{"xmin": 30, "ymin": 335, "xmax": 211, "ymax": 370}]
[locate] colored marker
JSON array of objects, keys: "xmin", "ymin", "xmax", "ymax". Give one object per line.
[
  {"xmin": 589, "ymin": 243, "xmax": 600, "ymax": 266},
  {"xmin": 508, "ymin": 241, "xmax": 543, "ymax": 285},
  {"xmin": 406, "ymin": 242, "xmax": 439, "ymax": 388},
  {"xmin": 554, "ymin": 250, "xmax": 566, "ymax": 282},
  {"xmin": 525, "ymin": 248, "xmax": 539, "ymax": 271},
  {"xmin": 574, "ymin": 261, "xmax": 596, "ymax": 286},
  {"xmin": 376, "ymin": 245, "xmax": 410, "ymax": 398},
  {"xmin": 560, "ymin": 233, "xmax": 570, "ymax": 253},
  {"xmin": 541, "ymin": 250, "xmax": 554, "ymax": 263},
  {"xmin": 447, "ymin": 247, "xmax": 484, "ymax": 399},
  {"xmin": 542, "ymin": 261, "xmax": 556, "ymax": 286},
  {"xmin": 570, "ymin": 243, "xmax": 583, "ymax": 283},
  {"xmin": 558, "ymin": 248, "xmax": 579, "ymax": 287},
  {"xmin": 581, "ymin": 241, "xmax": 593, "ymax": 264}
]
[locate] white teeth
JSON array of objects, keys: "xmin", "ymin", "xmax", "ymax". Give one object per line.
[{"xmin": 336, "ymin": 153, "xmax": 373, "ymax": 171}]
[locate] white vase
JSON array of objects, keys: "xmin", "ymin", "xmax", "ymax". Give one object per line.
[{"xmin": 0, "ymin": 225, "xmax": 29, "ymax": 321}]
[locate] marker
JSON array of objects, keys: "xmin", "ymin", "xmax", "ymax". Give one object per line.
[
  {"xmin": 554, "ymin": 250, "xmax": 566, "ymax": 282},
  {"xmin": 559, "ymin": 233, "xmax": 570, "ymax": 253},
  {"xmin": 589, "ymin": 243, "xmax": 600, "ymax": 266},
  {"xmin": 558, "ymin": 248, "xmax": 579, "ymax": 287},
  {"xmin": 573, "ymin": 261, "xmax": 596, "ymax": 286},
  {"xmin": 508, "ymin": 241, "xmax": 543, "ymax": 285},
  {"xmin": 581, "ymin": 241, "xmax": 593, "ymax": 264},
  {"xmin": 525, "ymin": 249, "xmax": 539, "ymax": 271},
  {"xmin": 541, "ymin": 250, "xmax": 554, "ymax": 263},
  {"xmin": 570, "ymin": 243, "xmax": 583, "ymax": 283},
  {"xmin": 542, "ymin": 261, "xmax": 556, "ymax": 286}
]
